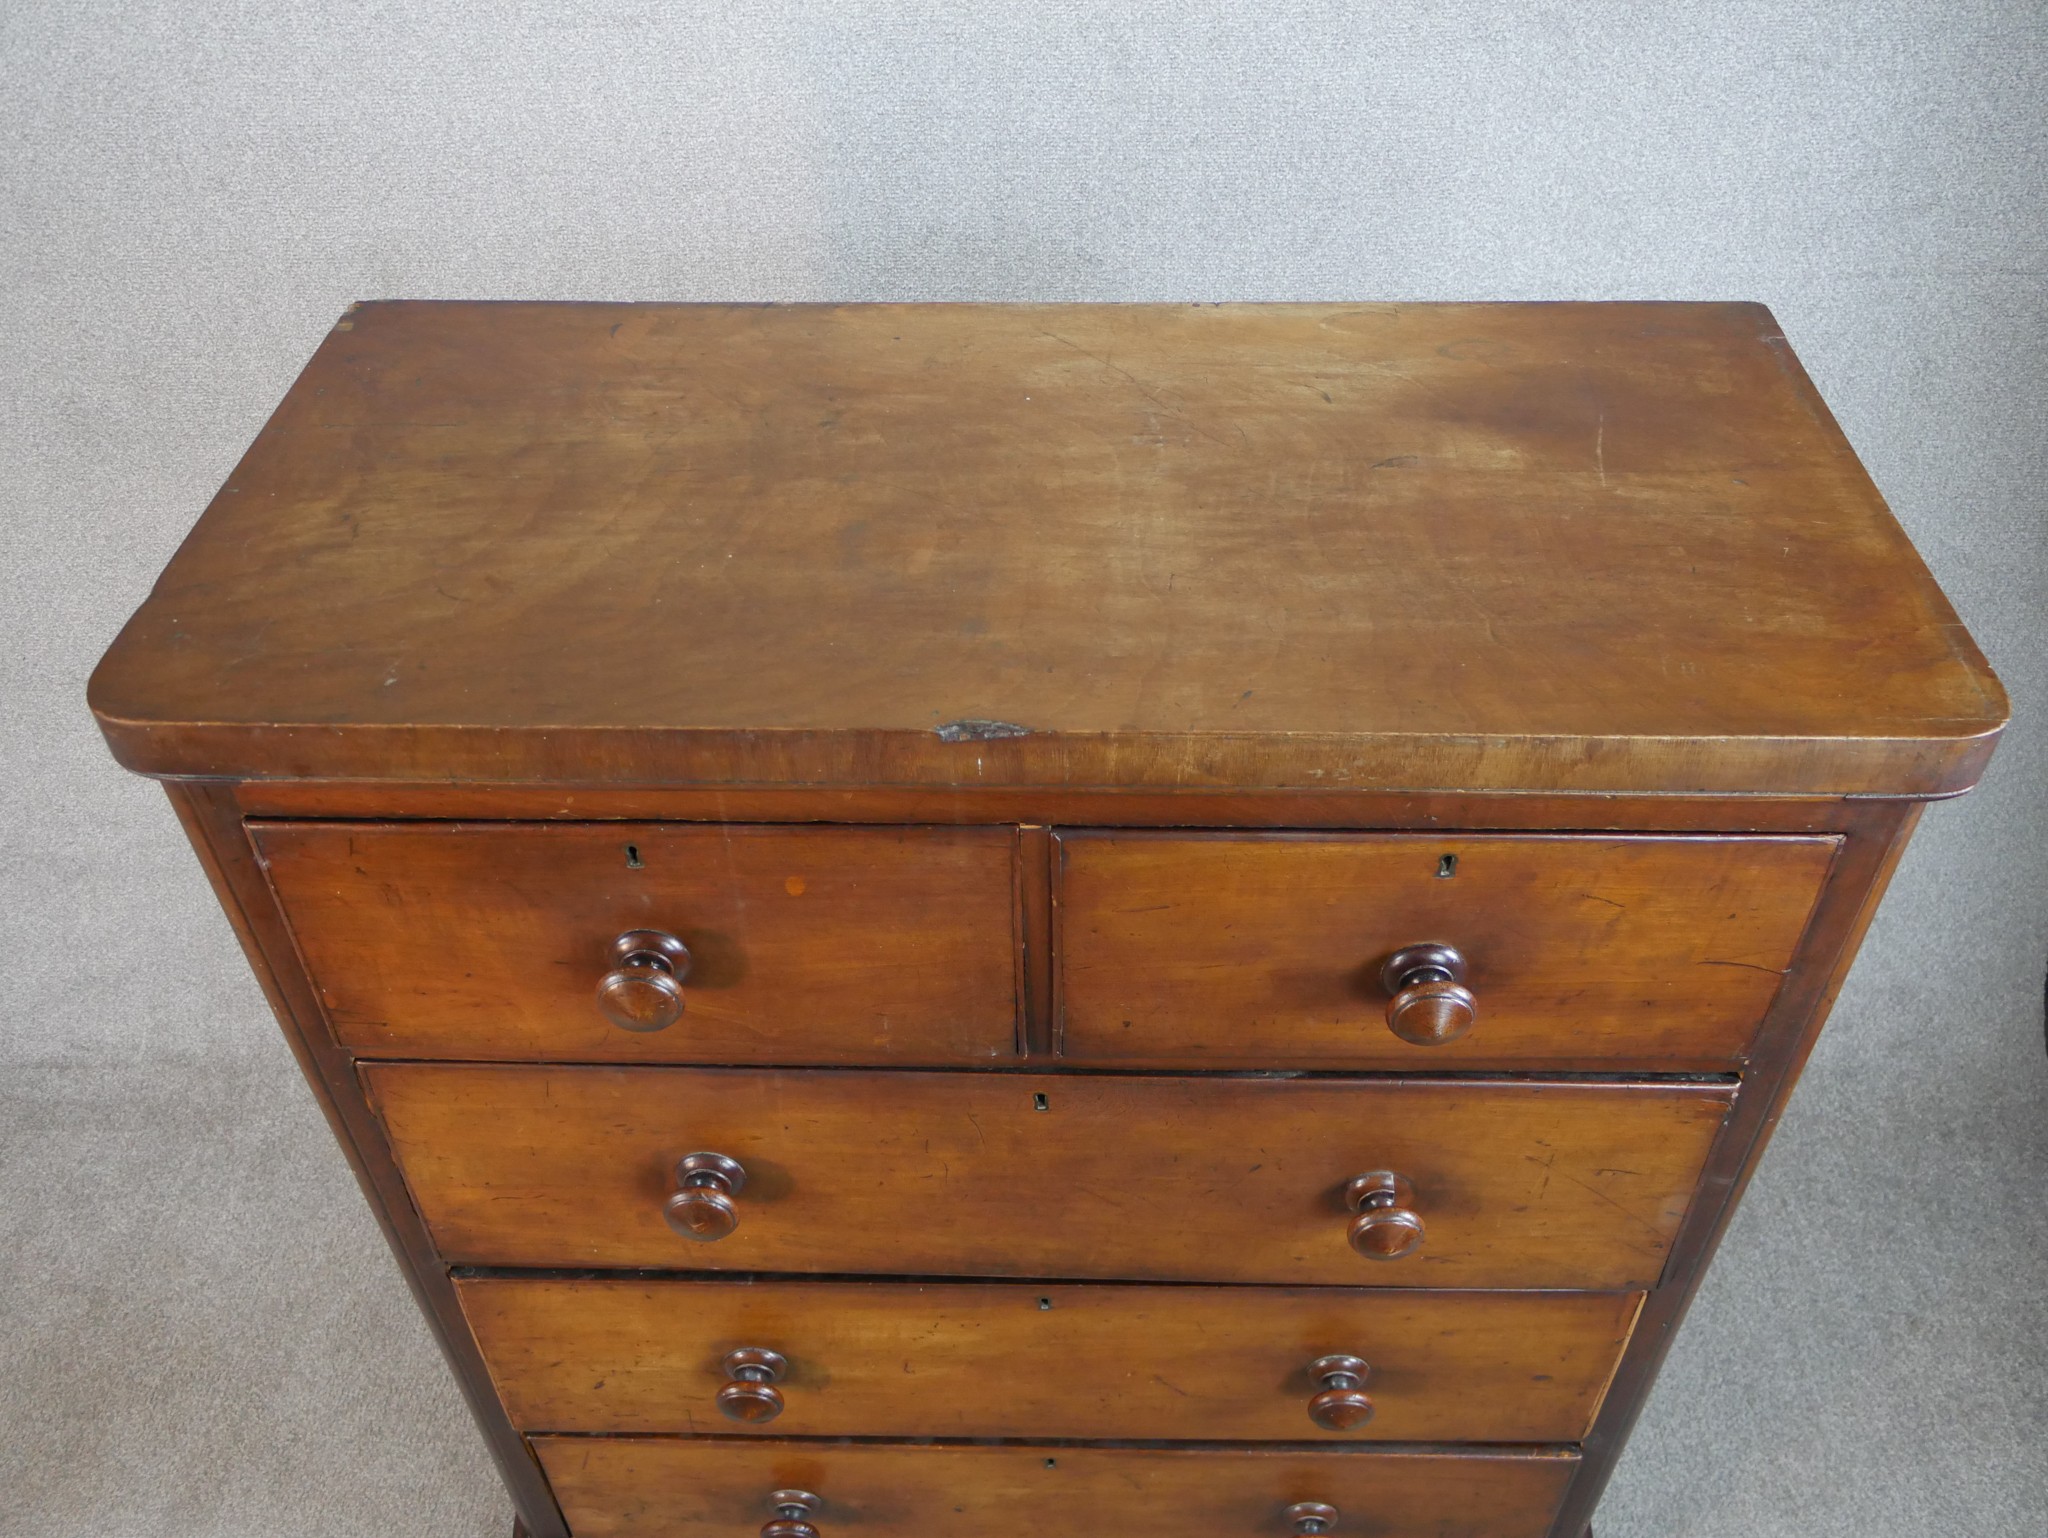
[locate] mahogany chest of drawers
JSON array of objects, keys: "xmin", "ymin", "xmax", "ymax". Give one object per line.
[{"xmin": 89, "ymin": 301, "xmax": 2005, "ymax": 1538}]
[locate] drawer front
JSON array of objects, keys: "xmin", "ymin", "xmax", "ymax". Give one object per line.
[
  {"xmin": 461, "ymin": 1276, "xmax": 1638, "ymax": 1442},
  {"xmin": 1056, "ymin": 832, "xmax": 1836, "ymax": 1070},
  {"xmin": 369, "ymin": 1066, "xmax": 1731, "ymax": 1287},
  {"xmin": 254, "ymin": 821, "xmax": 1019, "ymax": 1064},
  {"xmin": 533, "ymin": 1438, "xmax": 1578, "ymax": 1538}
]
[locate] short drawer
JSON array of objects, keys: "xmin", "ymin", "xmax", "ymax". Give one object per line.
[
  {"xmin": 534, "ymin": 1438, "xmax": 1578, "ymax": 1538},
  {"xmin": 1056, "ymin": 831, "xmax": 1836, "ymax": 1070},
  {"xmin": 461, "ymin": 1276, "xmax": 1638, "ymax": 1442},
  {"xmin": 254, "ymin": 821, "xmax": 1019, "ymax": 1064},
  {"xmin": 368, "ymin": 1066, "xmax": 1731, "ymax": 1288}
]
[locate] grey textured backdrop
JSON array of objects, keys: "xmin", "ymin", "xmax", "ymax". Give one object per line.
[{"xmin": 3, "ymin": 3, "xmax": 2043, "ymax": 1535}]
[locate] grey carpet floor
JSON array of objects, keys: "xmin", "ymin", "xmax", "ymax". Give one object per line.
[{"xmin": 4, "ymin": 3, "xmax": 2045, "ymax": 1534}]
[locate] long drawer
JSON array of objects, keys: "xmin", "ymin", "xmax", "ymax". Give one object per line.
[
  {"xmin": 460, "ymin": 1276, "xmax": 1638, "ymax": 1442},
  {"xmin": 1056, "ymin": 831, "xmax": 1836, "ymax": 1070},
  {"xmin": 368, "ymin": 1066, "xmax": 1732, "ymax": 1287},
  {"xmin": 255, "ymin": 821, "xmax": 1020, "ymax": 1064},
  {"xmin": 533, "ymin": 1439, "xmax": 1579, "ymax": 1538}
]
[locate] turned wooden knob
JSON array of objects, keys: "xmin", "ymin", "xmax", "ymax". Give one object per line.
[
  {"xmin": 665, "ymin": 1151, "xmax": 746, "ymax": 1241},
  {"xmin": 596, "ymin": 929, "xmax": 692, "ymax": 1032},
  {"xmin": 1286, "ymin": 1502, "xmax": 1340, "ymax": 1536},
  {"xmin": 1381, "ymin": 943, "xmax": 1475, "ymax": 1045},
  {"xmin": 1343, "ymin": 1170, "xmax": 1425, "ymax": 1260},
  {"xmin": 1305, "ymin": 1354, "xmax": 1374, "ymax": 1430},
  {"xmin": 716, "ymin": 1347, "xmax": 788, "ymax": 1423},
  {"xmin": 761, "ymin": 1490, "xmax": 822, "ymax": 1538}
]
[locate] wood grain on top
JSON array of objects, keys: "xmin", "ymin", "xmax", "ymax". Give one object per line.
[{"xmin": 89, "ymin": 301, "xmax": 2004, "ymax": 794}]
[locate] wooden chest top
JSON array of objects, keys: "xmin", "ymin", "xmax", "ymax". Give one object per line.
[{"xmin": 88, "ymin": 300, "xmax": 2003, "ymax": 795}]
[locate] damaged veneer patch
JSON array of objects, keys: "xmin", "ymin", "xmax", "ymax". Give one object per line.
[{"xmin": 934, "ymin": 719, "xmax": 1032, "ymax": 742}]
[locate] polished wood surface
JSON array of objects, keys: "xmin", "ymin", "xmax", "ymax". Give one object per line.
[
  {"xmin": 367, "ymin": 1066, "xmax": 1731, "ymax": 1287},
  {"xmin": 256, "ymin": 821, "xmax": 1019, "ymax": 1063},
  {"xmin": 531, "ymin": 1438, "xmax": 1579, "ymax": 1538},
  {"xmin": 457, "ymin": 1276, "xmax": 1639, "ymax": 1442},
  {"xmin": 89, "ymin": 302, "xmax": 2004, "ymax": 795},
  {"xmin": 1057, "ymin": 832, "xmax": 1836, "ymax": 1070},
  {"xmin": 91, "ymin": 302, "xmax": 2004, "ymax": 1538}
]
